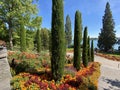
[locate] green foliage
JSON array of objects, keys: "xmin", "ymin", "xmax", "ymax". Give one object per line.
[
  {"xmin": 30, "ymin": 16, "xmax": 42, "ymax": 30},
  {"xmin": 51, "ymin": 0, "xmax": 66, "ymax": 81},
  {"xmin": 15, "ymin": 61, "xmax": 29, "ymax": 74},
  {"xmin": 91, "ymin": 40, "xmax": 94, "ymax": 62},
  {"xmin": 98, "ymin": 2, "xmax": 116, "ymax": 52},
  {"xmin": 65, "ymin": 15, "xmax": 72, "ymax": 47},
  {"xmin": 10, "ymin": 68, "xmax": 16, "ymax": 76},
  {"xmin": 79, "ymin": 77, "xmax": 97, "ymax": 90},
  {"xmin": 0, "ymin": 21, "xmax": 9, "ymax": 42},
  {"xmin": 36, "ymin": 30, "xmax": 41, "ymax": 53},
  {"xmin": 40, "ymin": 28, "xmax": 50, "ymax": 50},
  {"xmin": 0, "ymin": 0, "xmax": 40, "ymax": 50},
  {"xmin": 20, "ymin": 26, "xmax": 26, "ymax": 52},
  {"xmin": 26, "ymin": 30, "xmax": 35, "ymax": 51},
  {"xmin": 82, "ymin": 27, "xmax": 88, "ymax": 67},
  {"xmin": 10, "ymin": 58, "xmax": 43, "ymax": 75},
  {"xmin": 88, "ymin": 36, "xmax": 91, "ymax": 62},
  {"xmin": 73, "ymin": 10, "xmax": 82, "ymax": 71}
]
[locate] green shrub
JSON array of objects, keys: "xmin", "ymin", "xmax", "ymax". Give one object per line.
[
  {"xmin": 10, "ymin": 68, "xmax": 16, "ymax": 76},
  {"xmin": 15, "ymin": 61, "xmax": 37, "ymax": 74},
  {"xmin": 88, "ymin": 83, "xmax": 97, "ymax": 90}
]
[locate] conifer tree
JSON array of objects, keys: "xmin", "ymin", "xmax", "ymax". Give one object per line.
[
  {"xmin": 51, "ymin": 0, "xmax": 66, "ymax": 81},
  {"xmin": 65, "ymin": 15, "xmax": 72, "ymax": 47},
  {"xmin": 20, "ymin": 25, "xmax": 26, "ymax": 52},
  {"xmin": 82, "ymin": 27, "xmax": 88, "ymax": 67},
  {"xmin": 73, "ymin": 10, "xmax": 82, "ymax": 71},
  {"xmin": 36, "ymin": 29, "xmax": 41, "ymax": 53},
  {"xmin": 91, "ymin": 40, "xmax": 94, "ymax": 62},
  {"xmin": 88, "ymin": 36, "xmax": 91, "ymax": 62},
  {"xmin": 98, "ymin": 2, "xmax": 116, "ymax": 52}
]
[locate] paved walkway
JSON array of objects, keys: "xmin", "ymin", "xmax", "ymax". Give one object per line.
[
  {"xmin": 0, "ymin": 48, "xmax": 11, "ymax": 90},
  {"xmin": 95, "ymin": 55, "xmax": 120, "ymax": 90}
]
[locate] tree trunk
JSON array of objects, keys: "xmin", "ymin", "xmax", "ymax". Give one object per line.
[{"xmin": 9, "ymin": 23, "xmax": 13, "ymax": 50}]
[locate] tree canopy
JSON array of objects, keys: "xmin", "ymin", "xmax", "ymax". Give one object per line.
[{"xmin": 0, "ymin": 0, "xmax": 42, "ymax": 50}]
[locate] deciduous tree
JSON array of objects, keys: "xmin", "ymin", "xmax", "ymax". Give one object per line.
[{"xmin": 0, "ymin": 0, "xmax": 38, "ymax": 50}]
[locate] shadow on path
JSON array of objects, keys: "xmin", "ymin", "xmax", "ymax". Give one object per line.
[{"xmin": 105, "ymin": 79, "xmax": 120, "ymax": 88}]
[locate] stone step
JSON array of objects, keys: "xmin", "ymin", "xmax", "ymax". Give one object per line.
[{"xmin": 0, "ymin": 49, "xmax": 11, "ymax": 90}]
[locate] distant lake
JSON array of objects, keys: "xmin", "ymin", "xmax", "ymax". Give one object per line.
[
  {"xmin": 92, "ymin": 39, "xmax": 119, "ymax": 50},
  {"xmin": 72, "ymin": 39, "xmax": 119, "ymax": 50}
]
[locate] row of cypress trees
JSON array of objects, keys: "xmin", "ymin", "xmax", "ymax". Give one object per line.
[
  {"xmin": 51, "ymin": 0, "xmax": 95, "ymax": 81},
  {"xmin": 82, "ymin": 27, "xmax": 94, "ymax": 68},
  {"xmin": 20, "ymin": 0, "xmax": 94, "ymax": 81},
  {"xmin": 73, "ymin": 14, "xmax": 94, "ymax": 71}
]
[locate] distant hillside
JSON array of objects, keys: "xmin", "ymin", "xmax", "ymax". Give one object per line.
[
  {"xmin": 90, "ymin": 38, "xmax": 98, "ymax": 40},
  {"xmin": 90, "ymin": 37, "xmax": 120, "ymax": 40},
  {"xmin": 116, "ymin": 37, "xmax": 120, "ymax": 39}
]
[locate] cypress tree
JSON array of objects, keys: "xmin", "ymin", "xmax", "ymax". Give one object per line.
[
  {"xmin": 88, "ymin": 36, "xmax": 91, "ymax": 62},
  {"xmin": 73, "ymin": 10, "xmax": 82, "ymax": 71},
  {"xmin": 51, "ymin": 0, "xmax": 66, "ymax": 81},
  {"xmin": 91, "ymin": 40, "xmax": 94, "ymax": 62},
  {"xmin": 82, "ymin": 27, "xmax": 88, "ymax": 67},
  {"xmin": 40, "ymin": 28, "xmax": 49, "ymax": 50},
  {"xmin": 98, "ymin": 2, "xmax": 116, "ymax": 52},
  {"xmin": 36, "ymin": 29, "xmax": 41, "ymax": 53},
  {"xmin": 65, "ymin": 15, "xmax": 72, "ymax": 47},
  {"xmin": 20, "ymin": 25, "xmax": 26, "ymax": 52}
]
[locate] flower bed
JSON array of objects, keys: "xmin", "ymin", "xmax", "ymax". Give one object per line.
[
  {"xmin": 11, "ymin": 62, "xmax": 100, "ymax": 90},
  {"xmin": 8, "ymin": 51, "xmax": 100, "ymax": 90},
  {"xmin": 95, "ymin": 53, "xmax": 120, "ymax": 61}
]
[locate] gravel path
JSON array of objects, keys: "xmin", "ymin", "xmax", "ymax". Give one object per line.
[
  {"xmin": 95, "ymin": 55, "xmax": 120, "ymax": 90},
  {"xmin": 67, "ymin": 53, "xmax": 120, "ymax": 90},
  {"xmin": 0, "ymin": 48, "xmax": 11, "ymax": 90}
]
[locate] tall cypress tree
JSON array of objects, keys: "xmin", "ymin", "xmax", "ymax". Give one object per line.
[
  {"xmin": 20, "ymin": 25, "xmax": 26, "ymax": 52},
  {"xmin": 98, "ymin": 2, "xmax": 116, "ymax": 52},
  {"xmin": 51, "ymin": 0, "xmax": 65, "ymax": 81},
  {"xmin": 65, "ymin": 15, "xmax": 72, "ymax": 47},
  {"xmin": 88, "ymin": 36, "xmax": 91, "ymax": 62},
  {"xmin": 36, "ymin": 29, "xmax": 41, "ymax": 53},
  {"xmin": 82, "ymin": 27, "xmax": 88, "ymax": 67},
  {"xmin": 91, "ymin": 40, "xmax": 94, "ymax": 62},
  {"xmin": 73, "ymin": 10, "xmax": 82, "ymax": 71}
]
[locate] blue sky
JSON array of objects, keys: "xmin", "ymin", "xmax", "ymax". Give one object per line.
[{"xmin": 37, "ymin": 0, "xmax": 120, "ymax": 38}]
